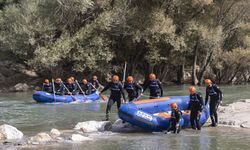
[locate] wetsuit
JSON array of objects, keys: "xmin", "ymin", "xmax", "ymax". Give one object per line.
[
  {"xmin": 90, "ymin": 79, "xmax": 100, "ymax": 90},
  {"xmin": 188, "ymin": 93, "xmax": 204, "ymax": 130},
  {"xmin": 79, "ymin": 82, "xmax": 92, "ymax": 95},
  {"xmin": 167, "ymin": 108, "xmax": 182, "ymax": 133},
  {"xmin": 101, "ymin": 82, "xmax": 126, "ymax": 120},
  {"xmin": 124, "ymin": 81, "xmax": 143, "ymax": 101},
  {"xmin": 54, "ymin": 82, "xmax": 64, "ymax": 95},
  {"xmin": 205, "ymin": 84, "xmax": 223, "ymax": 126},
  {"xmin": 42, "ymin": 83, "xmax": 52, "ymax": 93},
  {"xmin": 64, "ymin": 82, "xmax": 77, "ymax": 95},
  {"xmin": 143, "ymin": 79, "xmax": 163, "ymax": 99}
]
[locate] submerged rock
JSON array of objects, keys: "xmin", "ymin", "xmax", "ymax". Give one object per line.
[
  {"xmin": 0, "ymin": 124, "xmax": 23, "ymax": 140},
  {"xmin": 30, "ymin": 132, "xmax": 52, "ymax": 143},
  {"xmin": 70, "ymin": 134, "xmax": 91, "ymax": 142},
  {"xmin": 74, "ymin": 121, "xmax": 112, "ymax": 132}
]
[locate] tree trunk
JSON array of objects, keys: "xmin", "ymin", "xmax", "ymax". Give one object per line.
[
  {"xmin": 176, "ymin": 63, "xmax": 185, "ymax": 85},
  {"xmin": 197, "ymin": 50, "xmax": 213, "ymax": 85},
  {"xmin": 192, "ymin": 41, "xmax": 199, "ymax": 85}
]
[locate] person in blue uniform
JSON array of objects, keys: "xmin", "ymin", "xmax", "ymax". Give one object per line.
[
  {"xmin": 143, "ymin": 73, "xmax": 163, "ymax": 99},
  {"xmin": 64, "ymin": 78, "xmax": 77, "ymax": 95},
  {"xmin": 205, "ymin": 79, "xmax": 223, "ymax": 127},
  {"xmin": 79, "ymin": 79, "xmax": 92, "ymax": 95},
  {"xmin": 166, "ymin": 102, "xmax": 182, "ymax": 134},
  {"xmin": 187, "ymin": 86, "xmax": 204, "ymax": 130},
  {"xmin": 90, "ymin": 75, "xmax": 102, "ymax": 92},
  {"xmin": 100, "ymin": 75, "xmax": 126, "ymax": 121},
  {"xmin": 124, "ymin": 76, "xmax": 143, "ymax": 102},
  {"xmin": 54, "ymin": 78, "xmax": 64, "ymax": 95},
  {"xmin": 42, "ymin": 79, "xmax": 52, "ymax": 93}
]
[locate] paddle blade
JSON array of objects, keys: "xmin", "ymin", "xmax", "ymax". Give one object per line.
[{"xmin": 100, "ymin": 95, "xmax": 108, "ymax": 101}]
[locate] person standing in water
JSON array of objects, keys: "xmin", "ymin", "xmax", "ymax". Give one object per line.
[
  {"xmin": 187, "ymin": 86, "xmax": 204, "ymax": 130},
  {"xmin": 100, "ymin": 75, "xmax": 126, "ymax": 121},
  {"xmin": 205, "ymin": 79, "xmax": 223, "ymax": 127},
  {"xmin": 124, "ymin": 76, "xmax": 143, "ymax": 102},
  {"xmin": 166, "ymin": 102, "xmax": 182, "ymax": 134},
  {"xmin": 143, "ymin": 73, "xmax": 163, "ymax": 99}
]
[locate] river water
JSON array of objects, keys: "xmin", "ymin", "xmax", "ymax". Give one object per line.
[{"xmin": 0, "ymin": 84, "xmax": 250, "ymax": 150}]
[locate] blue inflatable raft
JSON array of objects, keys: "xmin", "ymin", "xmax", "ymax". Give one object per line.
[
  {"xmin": 118, "ymin": 96, "xmax": 210, "ymax": 131},
  {"xmin": 32, "ymin": 91, "xmax": 100, "ymax": 103}
]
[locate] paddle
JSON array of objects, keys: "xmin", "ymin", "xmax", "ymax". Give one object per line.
[
  {"xmin": 61, "ymin": 83, "xmax": 77, "ymax": 101},
  {"xmin": 51, "ymin": 78, "xmax": 56, "ymax": 102},
  {"xmin": 89, "ymin": 83, "xmax": 107, "ymax": 101},
  {"xmin": 75, "ymin": 80, "xmax": 87, "ymax": 100}
]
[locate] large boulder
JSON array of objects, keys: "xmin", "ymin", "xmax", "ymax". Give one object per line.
[
  {"xmin": 0, "ymin": 124, "xmax": 23, "ymax": 140},
  {"xmin": 13, "ymin": 83, "xmax": 29, "ymax": 92},
  {"xmin": 30, "ymin": 132, "xmax": 52, "ymax": 142},
  {"xmin": 74, "ymin": 121, "xmax": 112, "ymax": 132},
  {"xmin": 70, "ymin": 134, "xmax": 91, "ymax": 142}
]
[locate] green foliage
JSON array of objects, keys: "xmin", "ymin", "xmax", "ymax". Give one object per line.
[{"xmin": 0, "ymin": 0, "xmax": 249, "ymax": 83}]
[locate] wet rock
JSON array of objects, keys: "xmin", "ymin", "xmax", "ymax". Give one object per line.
[
  {"xmin": 70, "ymin": 134, "xmax": 91, "ymax": 142},
  {"xmin": 74, "ymin": 121, "xmax": 112, "ymax": 132},
  {"xmin": 30, "ymin": 132, "xmax": 52, "ymax": 142},
  {"xmin": 13, "ymin": 83, "xmax": 29, "ymax": 92},
  {"xmin": 50, "ymin": 129, "xmax": 61, "ymax": 138},
  {"xmin": 0, "ymin": 124, "xmax": 23, "ymax": 140},
  {"xmin": 111, "ymin": 119, "xmax": 145, "ymax": 133}
]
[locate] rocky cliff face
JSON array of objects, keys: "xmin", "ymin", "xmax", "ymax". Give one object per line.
[{"xmin": 0, "ymin": 61, "xmax": 40, "ymax": 92}]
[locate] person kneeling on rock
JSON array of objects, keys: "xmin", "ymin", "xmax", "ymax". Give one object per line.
[
  {"xmin": 166, "ymin": 102, "xmax": 182, "ymax": 134},
  {"xmin": 187, "ymin": 86, "xmax": 204, "ymax": 130}
]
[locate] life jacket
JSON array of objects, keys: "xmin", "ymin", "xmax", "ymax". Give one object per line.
[
  {"xmin": 189, "ymin": 93, "xmax": 203, "ymax": 111},
  {"xmin": 65, "ymin": 83, "xmax": 76, "ymax": 92},
  {"xmin": 148, "ymin": 79, "xmax": 161, "ymax": 96},
  {"xmin": 109, "ymin": 82, "xmax": 123, "ymax": 99},
  {"xmin": 125, "ymin": 82, "xmax": 138, "ymax": 98},
  {"xmin": 43, "ymin": 83, "xmax": 52, "ymax": 93},
  {"xmin": 207, "ymin": 84, "xmax": 218, "ymax": 96},
  {"xmin": 171, "ymin": 108, "xmax": 182, "ymax": 122}
]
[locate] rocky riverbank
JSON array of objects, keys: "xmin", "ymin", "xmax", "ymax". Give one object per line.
[
  {"xmin": 0, "ymin": 61, "xmax": 40, "ymax": 92},
  {"xmin": 218, "ymin": 99, "xmax": 250, "ymax": 128}
]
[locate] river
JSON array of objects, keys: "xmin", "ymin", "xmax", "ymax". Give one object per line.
[{"xmin": 0, "ymin": 84, "xmax": 250, "ymax": 150}]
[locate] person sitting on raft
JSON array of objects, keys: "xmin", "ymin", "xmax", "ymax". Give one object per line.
[
  {"xmin": 100, "ymin": 75, "xmax": 126, "ymax": 121},
  {"xmin": 79, "ymin": 79, "xmax": 92, "ymax": 95},
  {"xmin": 54, "ymin": 78, "xmax": 64, "ymax": 95},
  {"xmin": 187, "ymin": 86, "xmax": 204, "ymax": 130},
  {"xmin": 205, "ymin": 79, "xmax": 223, "ymax": 127},
  {"xmin": 143, "ymin": 73, "xmax": 163, "ymax": 99},
  {"xmin": 42, "ymin": 79, "xmax": 52, "ymax": 93},
  {"xmin": 124, "ymin": 76, "xmax": 143, "ymax": 102},
  {"xmin": 90, "ymin": 75, "xmax": 103, "ymax": 92},
  {"xmin": 64, "ymin": 78, "xmax": 77, "ymax": 95},
  {"xmin": 166, "ymin": 102, "xmax": 182, "ymax": 134}
]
